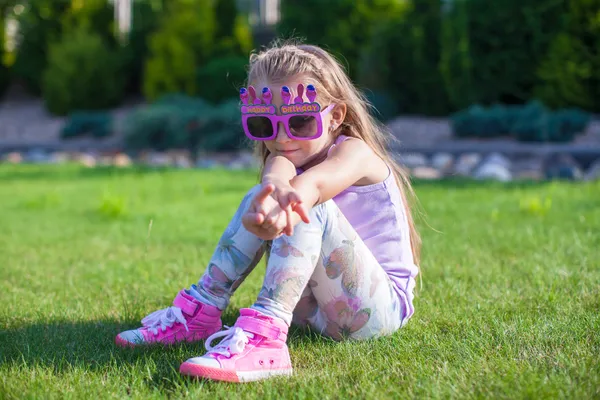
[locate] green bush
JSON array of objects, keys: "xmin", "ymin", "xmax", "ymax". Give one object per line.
[
  {"xmin": 0, "ymin": 64, "xmax": 9, "ymax": 98},
  {"xmin": 121, "ymin": 0, "xmax": 164, "ymax": 95},
  {"xmin": 510, "ymin": 101, "xmax": 549, "ymax": 142},
  {"xmin": 213, "ymin": 0, "xmax": 254, "ymax": 57},
  {"xmin": 0, "ymin": 10, "xmax": 9, "ymax": 98},
  {"xmin": 61, "ymin": 112, "xmax": 112, "ymax": 139},
  {"xmin": 535, "ymin": 0, "xmax": 600, "ymax": 112},
  {"xmin": 198, "ymin": 98, "xmax": 248, "ymax": 152},
  {"xmin": 439, "ymin": 0, "xmax": 473, "ymax": 111},
  {"xmin": 279, "ymin": 0, "xmax": 402, "ymax": 81},
  {"xmin": 61, "ymin": 0, "xmax": 115, "ymax": 46},
  {"xmin": 123, "ymin": 94, "xmax": 248, "ymax": 155},
  {"xmin": 451, "ymin": 100, "xmax": 591, "ymax": 142},
  {"xmin": 451, "ymin": 105, "xmax": 507, "ymax": 139},
  {"xmin": 42, "ymin": 28, "xmax": 125, "ymax": 115},
  {"xmin": 11, "ymin": 0, "xmax": 71, "ymax": 95},
  {"xmin": 361, "ymin": 0, "xmax": 450, "ymax": 116},
  {"xmin": 143, "ymin": 0, "xmax": 215, "ymax": 100},
  {"xmin": 196, "ymin": 56, "xmax": 248, "ymax": 104},
  {"xmin": 363, "ymin": 90, "xmax": 399, "ymax": 122},
  {"xmin": 123, "ymin": 94, "xmax": 211, "ymax": 152},
  {"xmin": 546, "ymin": 109, "xmax": 591, "ymax": 143},
  {"xmin": 456, "ymin": 0, "xmax": 565, "ymax": 106}
]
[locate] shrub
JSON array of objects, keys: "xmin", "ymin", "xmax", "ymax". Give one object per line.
[
  {"xmin": 61, "ymin": 0, "xmax": 115, "ymax": 46},
  {"xmin": 196, "ymin": 56, "xmax": 248, "ymax": 104},
  {"xmin": 459, "ymin": 0, "xmax": 566, "ymax": 105},
  {"xmin": 61, "ymin": 112, "xmax": 113, "ymax": 139},
  {"xmin": 451, "ymin": 100, "xmax": 591, "ymax": 142},
  {"xmin": 124, "ymin": 94, "xmax": 211, "ymax": 152},
  {"xmin": 535, "ymin": 0, "xmax": 600, "ymax": 112},
  {"xmin": 0, "ymin": 15, "xmax": 9, "ymax": 98},
  {"xmin": 510, "ymin": 101, "xmax": 550, "ymax": 142},
  {"xmin": 279, "ymin": 0, "xmax": 402, "ymax": 80},
  {"xmin": 11, "ymin": 0, "xmax": 71, "ymax": 95},
  {"xmin": 362, "ymin": 90, "xmax": 399, "ymax": 122},
  {"xmin": 121, "ymin": 0, "xmax": 164, "ymax": 95},
  {"xmin": 123, "ymin": 94, "xmax": 248, "ymax": 155},
  {"xmin": 361, "ymin": 0, "xmax": 450, "ymax": 116},
  {"xmin": 42, "ymin": 28, "xmax": 125, "ymax": 115},
  {"xmin": 197, "ymin": 98, "xmax": 248, "ymax": 152},
  {"xmin": 0, "ymin": 64, "xmax": 9, "ymax": 98},
  {"xmin": 143, "ymin": 0, "xmax": 215, "ymax": 100}
]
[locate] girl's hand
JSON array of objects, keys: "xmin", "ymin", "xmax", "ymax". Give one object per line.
[
  {"xmin": 264, "ymin": 178, "xmax": 311, "ymax": 233},
  {"xmin": 242, "ymin": 184, "xmax": 289, "ymax": 240}
]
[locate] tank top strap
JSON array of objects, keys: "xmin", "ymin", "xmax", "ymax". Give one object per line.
[
  {"xmin": 297, "ymin": 135, "xmax": 350, "ymax": 174},
  {"xmin": 326, "ymin": 134, "xmax": 350, "ymax": 157}
]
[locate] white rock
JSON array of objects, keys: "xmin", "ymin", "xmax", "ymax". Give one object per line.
[
  {"xmin": 78, "ymin": 153, "xmax": 97, "ymax": 168},
  {"xmin": 584, "ymin": 159, "xmax": 600, "ymax": 181},
  {"xmin": 411, "ymin": 166, "xmax": 442, "ymax": 180},
  {"xmin": 473, "ymin": 162, "xmax": 512, "ymax": 182},
  {"xmin": 454, "ymin": 153, "xmax": 482, "ymax": 176},
  {"xmin": 483, "ymin": 152, "xmax": 511, "ymax": 168},
  {"xmin": 4, "ymin": 152, "xmax": 22, "ymax": 164},
  {"xmin": 113, "ymin": 153, "xmax": 132, "ymax": 167},
  {"xmin": 50, "ymin": 152, "xmax": 69, "ymax": 164},
  {"xmin": 398, "ymin": 153, "xmax": 428, "ymax": 169},
  {"xmin": 430, "ymin": 152, "xmax": 454, "ymax": 172}
]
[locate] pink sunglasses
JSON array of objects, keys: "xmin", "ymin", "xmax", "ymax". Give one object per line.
[{"xmin": 240, "ymin": 84, "xmax": 334, "ymax": 141}]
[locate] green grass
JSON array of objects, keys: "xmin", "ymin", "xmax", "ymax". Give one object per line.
[{"xmin": 1, "ymin": 164, "xmax": 599, "ymax": 399}]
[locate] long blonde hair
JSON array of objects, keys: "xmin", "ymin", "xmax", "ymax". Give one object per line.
[{"xmin": 247, "ymin": 40, "xmax": 421, "ymax": 266}]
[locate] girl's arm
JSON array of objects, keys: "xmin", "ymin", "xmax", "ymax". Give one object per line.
[
  {"xmin": 291, "ymin": 138, "xmax": 370, "ymax": 206},
  {"xmin": 262, "ymin": 153, "xmax": 297, "ymax": 185}
]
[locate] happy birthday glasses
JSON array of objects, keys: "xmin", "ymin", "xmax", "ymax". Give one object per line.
[{"xmin": 240, "ymin": 84, "xmax": 334, "ymax": 141}]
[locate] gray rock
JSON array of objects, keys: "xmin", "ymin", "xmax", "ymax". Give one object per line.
[
  {"xmin": 146, "ymin": 152, "xmax": 171, "ymax": 167},
  {"xmin": 483, "ymin": 152, "xmax": 511, "ymax": 169},
  {"xmin": 196, "ymin": 158, "xmax": 219, "ymax": 169},
  {"xmin": 173, "ymin": 154, "xmax": 192, "ymax": 169},
  {"xmin": 545, "ymin": 154, "xmax": 583, "ymax": 181},
  {"xmin": 411, "ymin": 166, "xmax": 442, "ymax": 180},
  {"xmin": 24, "ymin": 148, "xmax": 50, "ymax": 163},
  {"xmin": 430, "ymin": 152, "xmax": 454, "ymax": 173},
  {"xmin": 473, "ymin": 162, "xmax": 512, "ymax": 182},
  {"xmin": 584, "ymin": 159, "xmax": 600, "ymax": 181},
  {"xmin": 113, "ymin": 153, "xmax": 132, "ymax": 167},
  {"xmin": 398, "ymin": 153, "xmax": 428, "ymax": 169},
  {"xmin": 512, "ymin": 157, "xmax": 545, "ymax": 181},
  {"xmin": 227, "ymin": 159, "xmax": 247, "ymax": 170},
  {"xmin": 49, "ymin": 152, "xmax": 70, "ymax": 164},
  {"xmin": 3, "ymin": 152, "xmax": 22, "ymax": 164},
  {"xmin": 454, "ymin": 153, "xmax": 482, "ymax": 176},
  {"xmin": 77, "ymin": 153, "xmax": 97, "ymax": 168},
  {"xmin": 237, "ymin": 151, "xmax": 260, "ymax": 169}
]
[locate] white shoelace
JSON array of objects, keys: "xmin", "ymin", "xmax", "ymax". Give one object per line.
[
  {"xmin": 205, "ymin": 326, "xmax": 254, "ymax": 357},
  {"xmin": 141, "ymin": 306, "xmax": 189, "ymax": 335}
]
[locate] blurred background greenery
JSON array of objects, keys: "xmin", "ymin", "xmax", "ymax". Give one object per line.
[{"xmin": 0, "ymin": 0, "xmax": 598, "ymax": 154}]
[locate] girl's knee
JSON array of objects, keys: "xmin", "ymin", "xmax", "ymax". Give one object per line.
[{"xmin": 309, "ymin": 200, "xmax": 338, "ymax": 225}]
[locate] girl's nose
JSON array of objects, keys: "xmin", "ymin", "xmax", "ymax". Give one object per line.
[{"xmin": 275, "ymin": 122, "xmax": 290, "ymax": 143}]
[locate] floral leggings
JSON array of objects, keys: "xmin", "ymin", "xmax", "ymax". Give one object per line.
[{"xmin": 191, "ymin": 184, "xmax": 404, "ymax": 341}]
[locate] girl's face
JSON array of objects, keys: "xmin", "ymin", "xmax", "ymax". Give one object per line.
[{"xmin": 253, "ymin": 76, "xmax": 345, "ymax": 170}]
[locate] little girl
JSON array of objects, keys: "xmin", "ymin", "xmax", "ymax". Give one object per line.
[{"xmin": 116, "ymin": 42, "xmax": 421, "ymax": 383}]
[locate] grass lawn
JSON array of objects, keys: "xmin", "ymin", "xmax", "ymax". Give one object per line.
[{"xmin": 1, "ymin": 164, "xmax": 599, "ymax": 399}]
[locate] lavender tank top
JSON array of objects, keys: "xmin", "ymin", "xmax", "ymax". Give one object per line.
[{"xmin": 299, "ymin": 135, "xmax": 418, "ymax": 323}]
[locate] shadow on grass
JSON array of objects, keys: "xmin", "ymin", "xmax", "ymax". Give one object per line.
[{"xmin": 0, "ymin": 310, "xmax": 325, "ymax": 392}]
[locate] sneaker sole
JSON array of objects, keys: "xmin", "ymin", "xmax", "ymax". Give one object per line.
[
  {"xmin": 115, "ymin": 335, "xmax": 137, "ymax": 348},
  {"xmin": 114, "ymin": 327, "xmax": 222, "ymax": 348},
  {"xmin": 179, "ymin": 361, "xmax": 293, "ymax": 383}
]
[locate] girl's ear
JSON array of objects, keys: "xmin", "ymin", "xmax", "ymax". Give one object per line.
[{"xmin": 331, "ymin": 103, "xmax": 347, "ymax": 127}]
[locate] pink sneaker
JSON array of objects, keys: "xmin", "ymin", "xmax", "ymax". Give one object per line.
[
  {"xmin": 179, "ymin": 308, "xmax": 293, "ymax": 382},
  {"xmin": 115, "ymin": 290, "xmax": 222, "ymax": 347}
]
